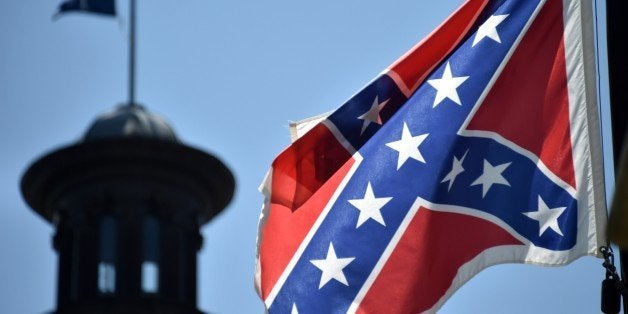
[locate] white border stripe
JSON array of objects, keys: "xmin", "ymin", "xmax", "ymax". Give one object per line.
[
  {"xmin": 561, "ymin": 0, "xmax": 606, "ymax": 255},
  {"xmin": 255, "ymin": 169, "xmax": 273, "ymax": 298}
]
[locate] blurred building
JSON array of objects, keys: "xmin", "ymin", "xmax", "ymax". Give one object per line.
[{"xmin": 21, "ymin": 105, "xmax": 234, "ymax": 313}]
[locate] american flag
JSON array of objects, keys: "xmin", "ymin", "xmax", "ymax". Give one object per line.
[{"xmin": 256, "ymin": 0, "xmax": 606, "ymax": 312}]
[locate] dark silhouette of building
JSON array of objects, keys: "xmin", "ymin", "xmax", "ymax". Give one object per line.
[{"xmin": 21, "ymin": 104, "xmax": 235, "ymax": 313}]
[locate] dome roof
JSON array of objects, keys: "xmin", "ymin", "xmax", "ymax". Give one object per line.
[{"xmin": 83, "ymin": 104, "xmax": 178, "ymax": 142}]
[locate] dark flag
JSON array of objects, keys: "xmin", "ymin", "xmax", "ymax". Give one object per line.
[{"xmin": 54, "ymin": 0, "xmax": 116, "ymax": 18}]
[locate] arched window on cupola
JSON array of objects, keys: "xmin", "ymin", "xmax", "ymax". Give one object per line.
[
  {"xmin": 142, "ymin": 214, "xmax": 160, "ymax": 294},
  {"xmin": 98, "ymin": 215, "xmax": 117, "ymax": 294}
]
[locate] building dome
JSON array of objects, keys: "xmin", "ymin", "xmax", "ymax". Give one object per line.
[
  {"xmin": 22, "ymin": 104, "xmax": 235, "ymax": 224},
  {"xmin": 83, "ymin": 104, "xmax": 178, "ymax": 142},
  {"xmin": 21, "ymin": 103, "xmax": 235, "ymax": 314}
]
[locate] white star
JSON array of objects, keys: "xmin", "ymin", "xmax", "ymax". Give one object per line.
[
  {"xmin": 348, "ymin": 182, "xmax": 393, "ymax": 228},
  {"xmin": 310, "ymin": 243, "xmax": 355, "ymax": 289},
  {"xmin": 291, "ymin": 303, "xmax": 299, "ymax": 314},
  {"xmin": 427, "ymin": 62, "xmax": 469, "ymax": 108},
  {"xmin": 523, "ymin": 196, "xmax": 567, "ymax": 236},
  {"xmin": 470, "ymin": 159, "xmax": 511, "ymax": 197},
  {"xmin": 358, "ymin": 96, "xmax": 390, "ymax": 135},
  {"xmin": 441, "ymin": 149, "xmax": 469, "ymax": 191},
  {"xmin": 385, "ymin": 122, "xmax": 429, "ymax": 170},
  {"xmin": 472, "ymin": 14, "xmax": 509, "ymax": 47}
]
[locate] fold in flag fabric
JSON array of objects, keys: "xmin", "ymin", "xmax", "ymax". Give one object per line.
[
  {"xmin": 256, "ymin": 0, "xmax": 607, "ymax": 312},
  {"xmin": 55, "ymin": 0, "xmax": 116, "ymax": 18}
]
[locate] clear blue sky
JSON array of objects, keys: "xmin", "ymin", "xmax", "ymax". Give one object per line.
[{"xmin": 0, "ymin": 0, "xmax": 616, "ymax": 313}]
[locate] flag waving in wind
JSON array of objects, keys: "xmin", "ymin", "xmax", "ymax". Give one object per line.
[
  {"xmin": 55, "ymin": 0, "xmax": 116, "ymax": 18},
  {"xmin": 256, "ymin": 0, "xmax": 606, "ymax": 312}
]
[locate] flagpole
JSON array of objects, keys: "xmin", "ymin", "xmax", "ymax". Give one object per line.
[
  {"xmin": 605, "ymin": 0, "xmax": 628, "ymax": 312},
  {"xmin": 128, "ymin": 0, "xmax": 136, "ymax": 107}
]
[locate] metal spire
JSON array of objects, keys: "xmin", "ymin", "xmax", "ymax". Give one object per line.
[{"xmin": 128, "ymin": 0, "xmax": 136, "ymax": 107}]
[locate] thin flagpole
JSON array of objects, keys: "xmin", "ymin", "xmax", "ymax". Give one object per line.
[
  {"xmin": 605, "ymin": 0, "xmax": 628, "ymax": 312},
  {"xmin": 129, "ymin": 0, "xmax": 136, "ymax": 107}
]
